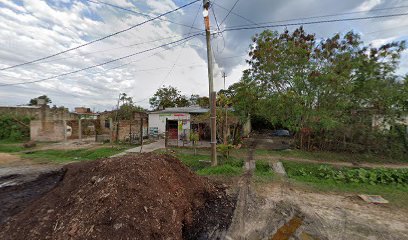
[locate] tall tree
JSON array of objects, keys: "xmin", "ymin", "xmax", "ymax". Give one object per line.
[
  {"xmin": 29, "ymin": 95, "xmax": 52, "ymax": 106},
  {"xmin": 231, "ymin": 27, "xmax": 407, "ymax": 156},
  {"xmin": 149, "ymin": 86, "xmax": 190, "ymax": 110}
]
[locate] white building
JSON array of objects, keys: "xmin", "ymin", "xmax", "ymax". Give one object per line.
[{"xmin": 148, "ymin": 107, "xmax": 209, "ymax": 140}]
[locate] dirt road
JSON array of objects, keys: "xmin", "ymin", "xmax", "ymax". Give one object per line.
[{"xmin": 226, "ymin": 136, "xmax": 408, "ymax": 239}]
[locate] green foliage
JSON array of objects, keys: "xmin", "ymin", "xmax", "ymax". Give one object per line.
[
  {"xmin": 197, "ymin": 164, "xmax": 243, "ymax": 176},
  {"xmin": 176, "ymin": 153, "xmax": 210, "ymax": 171},
  {"xmin": 0, "ymin": 115, "xmax": 31, "ymax": 141},
  {"xmin": 29, "ymin": 95, "xmax": 52, "ymax": 105},
  {"xmin": 284, "ymin": 161, "xmax": 408, "ymax": 186},
  {"xmin": 189, "ymin": 131, "xmax": 199, "ymax": 143},
  {"xmin": 254, "ymin": 160, "xmax": 274, "ymax": 181},
  {"xmin": 149, "ymin": 85, "xmax": 190, "ymax": 110},
  {"xmin": 0, "ymin": 144, "xmax": 24, "ymax": 153},
  {"xmin": 230, "ymin": 27, "xmax": 407, "ymax": 157},
  {"xmin": 217, "ymin": 144, "xmax": 234, "ymax": 159},
  {"xmin": 23, "ymin": 147, "xmax": 125, "ymax": 163},
  {"xmin": 113, "ymin": 93, "xmax": 146, "ymax": 120}
]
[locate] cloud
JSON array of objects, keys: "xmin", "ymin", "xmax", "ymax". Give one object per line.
[
  {"xmin": 0, "ymin": 0, "xmax": 407, "ymax": 111},
  {"xmin": 355, "ymin": 0, "xmax": 382, "ymax": 11}
]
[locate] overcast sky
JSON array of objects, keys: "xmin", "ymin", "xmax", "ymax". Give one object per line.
[{"xmin": 0, "ymin": 0, "xmax": 407, "ymax": 111}]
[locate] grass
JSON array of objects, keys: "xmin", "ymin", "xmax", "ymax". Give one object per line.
[
  {"xmin": 22, "ymin": 147, "xmax": 126, "ymax": 163},
  {"xmin": 254, "ymin": 160, "xmax": 274, "ymax": 182},
  {"xmin": 197, "ymin": 164, "xmax": 243, "ymax": 176},
  {"xmin": 0, "ymin": 144, "xmax": 25, "ymax": 153},
  {"xmin": 253, "ymin": 148, "xmax": 408, "ymax": 163},
  {"xmin": 0, "ymin": 139, "xmax": 26, "ymax": 144},
  {"xmin": 166, "ymin": 148, "xmax": 245, "ymax": 176},
  {"xmin": 176, "ymin": 153, "xmax": 211, "ymax": 171},
  {"xmin": 0, "ymin": 139, "xmax": 26, "ymax": 153},
  {"xmin": 282, "ymin": 161, "xmax": 408, "ymax": 208}
]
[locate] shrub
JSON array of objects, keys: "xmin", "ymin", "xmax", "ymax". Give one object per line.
[{"xmin": 287, "ymin": 163, "xmax": 408, "ymax": 186}]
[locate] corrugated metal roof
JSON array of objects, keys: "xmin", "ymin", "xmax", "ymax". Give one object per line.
[{"xmin": 150, "ymin": 106, "xmax": 209, "ymax": 114}]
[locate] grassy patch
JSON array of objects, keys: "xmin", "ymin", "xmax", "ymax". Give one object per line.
[
  {"xmin": 22, "ymin": 147, "xmax": 125, "ymax": 163},
  {"xmin": 283, "ymin": 161, "xmax": 408, "ymax": 208},
  {"xmin": 197, "ymin": 164, "xmax": 243, "ymax": 176},
  {"xmin": 176, "ymin": 153, "xmax": 211, "ymax": 171},
  {"xmin": 0, "ymin": 139, "xmax": 25, "ymax": 144},
  {"xmin": 255, "ymin": 149, "xmax": 407, "ymax": 163},
  {"xmin": 254, "ymin": 160, "xmax": 274, "ymax": 181},
  {"xmin": 0, "ymin": 144, "xmax": 24, "ymax": 153},
  {"xmin": 169, "ymin": 148, "xmax": 245, "ymax": 176}
]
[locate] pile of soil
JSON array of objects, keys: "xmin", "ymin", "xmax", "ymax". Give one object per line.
[{"xmin": 0, "ymin": 153, "xmax": 235, "ymax": 239}]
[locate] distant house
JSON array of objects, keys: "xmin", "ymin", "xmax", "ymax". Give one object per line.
[{"xmin": 148, "ymin": 106, "xmax": 209, "ymax": 140}]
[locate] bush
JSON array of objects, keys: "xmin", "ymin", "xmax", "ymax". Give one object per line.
[
  {"xmin": 217, "ymin": 144, "xmax": 234, "ymax": 159},
  {"xmin": 286, "ymin": 162, "xmax": 408, "ymax": 186},
  {"xmin": 0, "ymin": 115, "xmax": 31, "ymax": 141}
]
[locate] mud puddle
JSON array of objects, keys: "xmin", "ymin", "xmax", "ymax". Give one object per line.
[{"xmin": 0, "ymin": 169, "xmax": 64, "ymax": 224}]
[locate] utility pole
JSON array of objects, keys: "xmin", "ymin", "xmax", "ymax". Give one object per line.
[
  {"xmin": 222, "ymin": 72, "xmax": 228, "ymax": 145},
  {"xmin": 203, "ymin": 0, "xmax": 217, "ymax": 166}
]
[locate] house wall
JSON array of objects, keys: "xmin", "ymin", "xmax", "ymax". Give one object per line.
[
  {"xmin": 113, "ymin": 119, "xmax": 148, "ymax": 142},
  {"xmin": 30, "ymin": 120, "xmax": 66, "ymax": 142},
  {"xmin": 148, "ymin": 113, "xmax": 191, "ymax": 138},
  {"xmin": 0, "ymin": 105, "xmax": 76, "ymax": 121}
]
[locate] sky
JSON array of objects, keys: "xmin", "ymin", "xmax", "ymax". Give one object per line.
[{"xmin": 0, "ymin": 0, "xmax": 407, "ymax": 111}]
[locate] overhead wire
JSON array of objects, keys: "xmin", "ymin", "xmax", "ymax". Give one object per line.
[
  {"xmin": 220, "ymin": 12, "xmax": 408, "ymax": 33},
  {"xmin": 133, "ymin": 2, "xmax": 203, "ymax": 104},
  {"xmin": 225, "ymin": 5, "xmax": 408, "ymax": 29},
  {"xmin": 84, "ymin": 0, "xmax": 203, "ymax": 31},
  {"xmin": 219, "ymin": 0, "xmax": 241, "ymax": 25},
  {"xmin": 0, "ymin": 0, "xmax": 201, "ymax": 71},
  {"xmin": 0, "ymin": 34, "xmax": 201, "ymax": 87},
  {"xmin": 211, "ymin": 4, "xmax": 226, "ymax": 54},
  {"xmin": 213, "ymin": 2, "xmax": 259, "ymax": 26},
  {"xmin": 0, "ymin": 30, "xmax": 204, "ymax": 70}
]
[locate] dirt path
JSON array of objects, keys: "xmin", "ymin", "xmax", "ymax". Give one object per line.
[
  {"xmin": 257, "ymin": 181, "xmax": 408, "ymax": 240},
  {"xmin": 227, "ymin": 136, "xmax": 408, "ymax": 239},
  {"xmin": 226, "ymin": 143, "xmax": 255, "ymax": 239},
  {"xmin": 256, "ymin": 155, "xmax": 408, "ymax": 169},
  {"xmin": 110, "ymin": 139, "xmax": 165, "ymax": 157}
]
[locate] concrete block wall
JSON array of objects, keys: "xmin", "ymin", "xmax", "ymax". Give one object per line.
[{"xmin": 30, "ymin": 120, "xmax": 65, "ymax": 142}]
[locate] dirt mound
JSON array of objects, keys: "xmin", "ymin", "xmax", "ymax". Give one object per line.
[{"xmin": 0, "ymin": 153, "xmax": 235, "ymax": 240}]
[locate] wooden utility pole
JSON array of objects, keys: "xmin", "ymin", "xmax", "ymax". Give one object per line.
[
  {"xmin": 139, "ymin": 117, "xmax": 144, "ymax": 153},
  {"xmin": 203, "ymin": 0, "xmax": 217, "ymax": 166},
  {"xmin": 222, "ymin": 72, "xmax": 228, "ymax": 145}
]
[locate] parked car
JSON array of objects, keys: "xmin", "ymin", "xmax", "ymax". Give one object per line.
[{"xmin": 271, "ymin": 129, "xmax": 290, "ymax": 137}]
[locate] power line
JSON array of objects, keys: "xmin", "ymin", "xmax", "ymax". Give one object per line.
[
  {"xmin": 0, "ymin": 0, "xmax": 200, "ymax": 71},
  {"xmin": 211, "ymin": 5, "xmax": 226, "ymax": 54},
  {"xmin": 219, "ymin": 0, "xmax": 240, "ymax": 25},
  {"xmin": 0, "ymin": 30, "xmax": 203, "ymax": 72},
  {"xmin": 133, "ymin": 2, "xmax": 203, "ymax": 104},
  {"xmin": 84, "ymin": 0, "xmax": 203, "ymax": 31},
  {"xmin": 226, "ymin": 5, "xmax": 408, "ymax": 29},
  {"xmin": 0, "ymin": 34, "xmax": 201, "ymax": 87},
  {"xmin": 213, "ymin": 2, "xmax": 259, "ymax": 27},
  {"xmin": 221, "ymin": 12, "xmax": 408, "ymax": 33}
]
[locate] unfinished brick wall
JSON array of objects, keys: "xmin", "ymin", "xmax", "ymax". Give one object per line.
[
  {"xmin": 30, "ymin": 120, "xmax": 65, "ymax": 141},
  {"xmin": 113, "ymin": 119, "xmax": 148, "ymax": 142}
]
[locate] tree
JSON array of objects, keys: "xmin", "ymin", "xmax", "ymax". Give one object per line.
[
  {"xmin": 149, "ymin": 86, "xmax": 190, "ymax": 110},
  {"xmin": 115, "ymin": 94, "xmax": 145, "ymax": 120},
  {"xmin": 231, "ymin": 27, "xmax": 407, "ymax": 157},
  {"xmin": 29, "ymin": 95, "xmax": 52, "ymax": 106}
]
